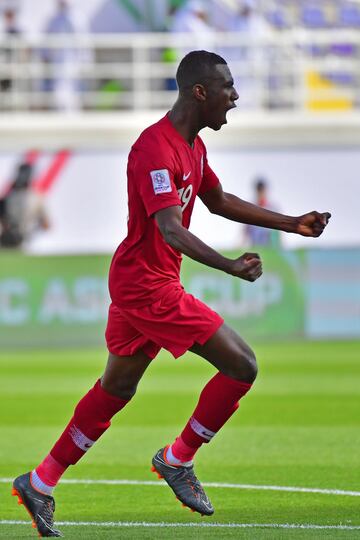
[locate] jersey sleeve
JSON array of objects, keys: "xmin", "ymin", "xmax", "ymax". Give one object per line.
[
  {"xmin": 133, "ymin": 146, "xmax": 181, "ymax": 217},
  {"xmin": 198, "ymin": 150, "xmax": 220, "ymax": 195}
]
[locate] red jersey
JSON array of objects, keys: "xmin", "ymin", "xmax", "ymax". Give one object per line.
[{"xmin": 109, "ymin": 113, "xmax": 220, "ymax": 308}]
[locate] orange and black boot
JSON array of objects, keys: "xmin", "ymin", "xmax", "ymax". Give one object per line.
[{"xmin": 12, "ymin": 472, "xmax": 62, "ymax": 537}]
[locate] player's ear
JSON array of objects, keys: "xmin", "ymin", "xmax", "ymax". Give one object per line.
[{"xmin": 192, "ymin": 83, "xmax": 207, "ymax": 102}]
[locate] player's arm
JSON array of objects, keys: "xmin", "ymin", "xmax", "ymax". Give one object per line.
[
  {"xmin": 155, "ymin": 205, "xmax": 262, "ymax": 282},
  {"xmin": 199, "ymin": 184, "xmax": 331, "ymax": 237}
]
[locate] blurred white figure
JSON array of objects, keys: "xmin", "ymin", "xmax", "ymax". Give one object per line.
[
  {"xmin": 213, "ymin": 0, "xmax": 270, "ymax": 109},
  {"xmin": 42, "ymin": 0, "xmax": 85, "ymax": 112},
  {"xmin": 170, "ymin": 0, "xmax": 215, "ymax": 53}
]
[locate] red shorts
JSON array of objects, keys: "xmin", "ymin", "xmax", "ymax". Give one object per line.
[{"xmin": 105, "ymin": 286, "xmax": 223, "ymax": 359}]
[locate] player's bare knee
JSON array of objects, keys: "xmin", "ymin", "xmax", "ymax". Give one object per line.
[
  {"xmin": 232, "ymin": 346, "xmax": 258, "ymax": 383},
  {"xmin": 243, "ymin": 347, "xmax": 258, "ymax": 382}
]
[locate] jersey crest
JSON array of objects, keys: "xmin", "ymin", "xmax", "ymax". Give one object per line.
[{"xmin": 150, "ymin": 169, "xmax": 172, "ymax": 194}]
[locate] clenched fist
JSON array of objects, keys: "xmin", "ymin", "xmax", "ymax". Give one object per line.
[
  {"xmin": 228, "ymin": 252, "xmax": 262, "ymax": 282},
  {"xmin": 296, "ymin": 211, "xmax": 331, "ymax": 237}
]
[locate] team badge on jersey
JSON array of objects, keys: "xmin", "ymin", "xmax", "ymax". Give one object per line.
[{"xmin": 150, "ymin": 169, "xmax": 172, "ymax": 194}]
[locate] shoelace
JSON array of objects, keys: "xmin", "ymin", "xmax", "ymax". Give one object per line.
[
  {"xmin": 180, "ymin": 468, "xmax": 205, "ymax": 499},
  {"xmin": 39, "ymin": 499, "xmax": 55, "ymax": 527}
]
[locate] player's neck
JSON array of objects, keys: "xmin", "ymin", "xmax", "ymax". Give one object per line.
[{"xmin": 168, "ymin": 102, "xmax": 201, "ymax": 147}]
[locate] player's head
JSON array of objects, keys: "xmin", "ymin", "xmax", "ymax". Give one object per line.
[{"xmin": 176, "ymin": 50, "xmax": 239, "ymax": 130}]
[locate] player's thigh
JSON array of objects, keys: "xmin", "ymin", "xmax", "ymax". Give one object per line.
[
  {"xmin": 190, "ymin": 323, "xmax": 257, "ymax": 383},
  {"xmin": 101, "ymin": 350, "xmax": 153, "ymax": 399}
]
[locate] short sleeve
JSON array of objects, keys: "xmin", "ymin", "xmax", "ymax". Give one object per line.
[
  {"xmin": 132, "ymin": 147, "xmax": 181, "ymax": 217},
  {"xmin": 198, "ymin": 153, "xmax": 220, "ymax": 195}
]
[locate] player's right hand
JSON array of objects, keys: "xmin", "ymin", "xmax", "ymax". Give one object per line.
[{"xmin": 228, "ymin": 252, "xmax": 262, "ymax": 282}]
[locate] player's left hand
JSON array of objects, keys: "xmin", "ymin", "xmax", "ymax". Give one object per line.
[{"xmin": 296, "ymin": 211, "xmax": 331, "ymax": 237}]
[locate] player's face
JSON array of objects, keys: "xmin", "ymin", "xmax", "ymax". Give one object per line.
[{"xmin": 204, "ymin": 64, "xmax": 239, "ymax": 130}]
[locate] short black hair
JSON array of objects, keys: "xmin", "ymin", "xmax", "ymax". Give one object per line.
[{"xmin": 176, "ymin": 50, "xmax": 227, "ymax": 93}]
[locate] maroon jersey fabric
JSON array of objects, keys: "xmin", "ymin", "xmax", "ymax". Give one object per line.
[{"xmin": 109, "ymin": 113, "xmax": 220, "ymax": 308}]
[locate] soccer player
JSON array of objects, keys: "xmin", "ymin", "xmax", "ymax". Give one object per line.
[{"xmin": 12, "ymin": 50, "xmax": 330, "ymax": 537}]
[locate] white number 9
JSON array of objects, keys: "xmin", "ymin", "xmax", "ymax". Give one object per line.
[{"xmin": 177, "ymin": 184, "xmax": 193, "ymax": 211}]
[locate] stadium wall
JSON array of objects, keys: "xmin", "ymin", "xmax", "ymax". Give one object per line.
[
  {"xmin": 1, "ymin": 111, "xmax": 360, "ymax": 151},
  {"xmin": 0, "ymin": 112, "xmax": 358, "ymax": 346},
  {"xmin": 0, "ymin": 112, "xmax": 359, "ymax": 252},
  {"xmin": 0, "ymin": 248, "xmax": 359, "ymax": 349}
]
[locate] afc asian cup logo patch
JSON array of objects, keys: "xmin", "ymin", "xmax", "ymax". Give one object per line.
[{"xmin": 150, "ymin": 169, "xmax": 172, "ymax": 195}]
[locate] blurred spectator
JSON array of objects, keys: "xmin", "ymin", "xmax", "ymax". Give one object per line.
[
  {"xmin": 244, "ymin": 177, "xmax": 281, "ymax": 247},
  {"xmin": 162, "ymin": 45, "xmax": 178, "ymax": 92},
  {"xmin": 0, "ymin": 159, "xmax": 50, "ymax": 248},
  {"xmin": 214, "ymin": 0, "xmax": 270, "ymax": 109},
  {"xmin": 41, "ymin": 0, "xmax": 86, "ymax": 112},
  {"xmin": 0, "ymin": 7, "xmax": 21, "ymax": 95},
  {"xmin": 170, "ymin": 0, "xmax": 214, "ymax": 52},
  {"xmin": 163, "ymin": 0, "xmax": 215, "ymax": 92}
]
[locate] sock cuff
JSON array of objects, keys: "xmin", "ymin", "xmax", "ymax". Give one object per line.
[
  {"xmin": 95, "ymin": 379, "xmax": 130, "ymax": 406},
  {"xmin": 34, "ymin": 454, "xmax": 66, "ymax": 491},
  {"xmin": 216, "ymin": 372, "xmax": 252, "ymax": 393},
  {"xmin": 31, "ymin": 470, "xmax": 54, "ymax": 496},
  {"xmin": 171, "ymin": 437, "xmax": 197, "ymax": 463}
]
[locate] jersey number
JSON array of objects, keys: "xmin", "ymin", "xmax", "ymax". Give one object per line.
[{"xmin": 177, "ymin": 184, "xmax": 193, "ymax": 211}]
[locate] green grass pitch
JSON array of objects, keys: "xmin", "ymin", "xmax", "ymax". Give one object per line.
[{"xmin": 0, "ymin": 341, "xmax": 359, "ymax": 539}]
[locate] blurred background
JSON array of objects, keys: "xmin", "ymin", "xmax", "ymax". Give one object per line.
[{"xmin": 0, "ymin": 0, "xmax": 359, "ymax": 348}]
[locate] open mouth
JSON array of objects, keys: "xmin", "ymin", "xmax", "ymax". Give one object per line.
[
  {"xmin": 223, "ymin": 103, "xmax": 236, "ymax": 123},
  {"xmin": 227, "ymin": 102, "xmax": 237, "ymax": 112}
]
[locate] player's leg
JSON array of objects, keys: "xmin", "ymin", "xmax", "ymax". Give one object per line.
[
  {"xmin": 40, "ymin": 350, "xmax": 152, "ymax": 485},
  {"xmin": 101, "ymin": 350, "xmax": 153, "ymax": 399},
  {"xmin": 167, "ymin": 322, "xmax": 256, "ymax": 464},
  {"xmin": 152, "ymin": 322, "xmax": 256, "ymax": 516},
  {"xmin": 12, "ymin": 300, "xmax": 160, "ymax": 536},
  {"xmin": 190, "ymin": 322, "xmax": 257, "ymax": 381},
  {"xmin": 12, "ymin": 350, "xmax": 152, "ymax": 537}
]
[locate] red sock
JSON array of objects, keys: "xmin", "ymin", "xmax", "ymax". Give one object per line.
[
  {"xmin": 37, "ymin": 379, "xmax": 129, "ymax": 484},
  {"xmin": 35, "ymin": 454, "xmax": 66, "ymax": 487},
  {"xmin": 171, "ymin": 372, "xmax": 252, "ymax": 462}
]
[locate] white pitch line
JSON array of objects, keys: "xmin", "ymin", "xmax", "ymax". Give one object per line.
[
  {"xmin": 1, "ymin": 477, "xmax": 359, "ymax": 497},
  {"xmin": 1, "ymin": 520, "xmax": 360, "ymax": 531}
]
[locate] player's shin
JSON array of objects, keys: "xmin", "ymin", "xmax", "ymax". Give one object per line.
[
  {"xmin": 33, "ymin": 379, "xmax": 130, "ymax": 493},
  {"xmin": 168, "ymin": 372, "xmax": 252, "ymax": 464}
]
